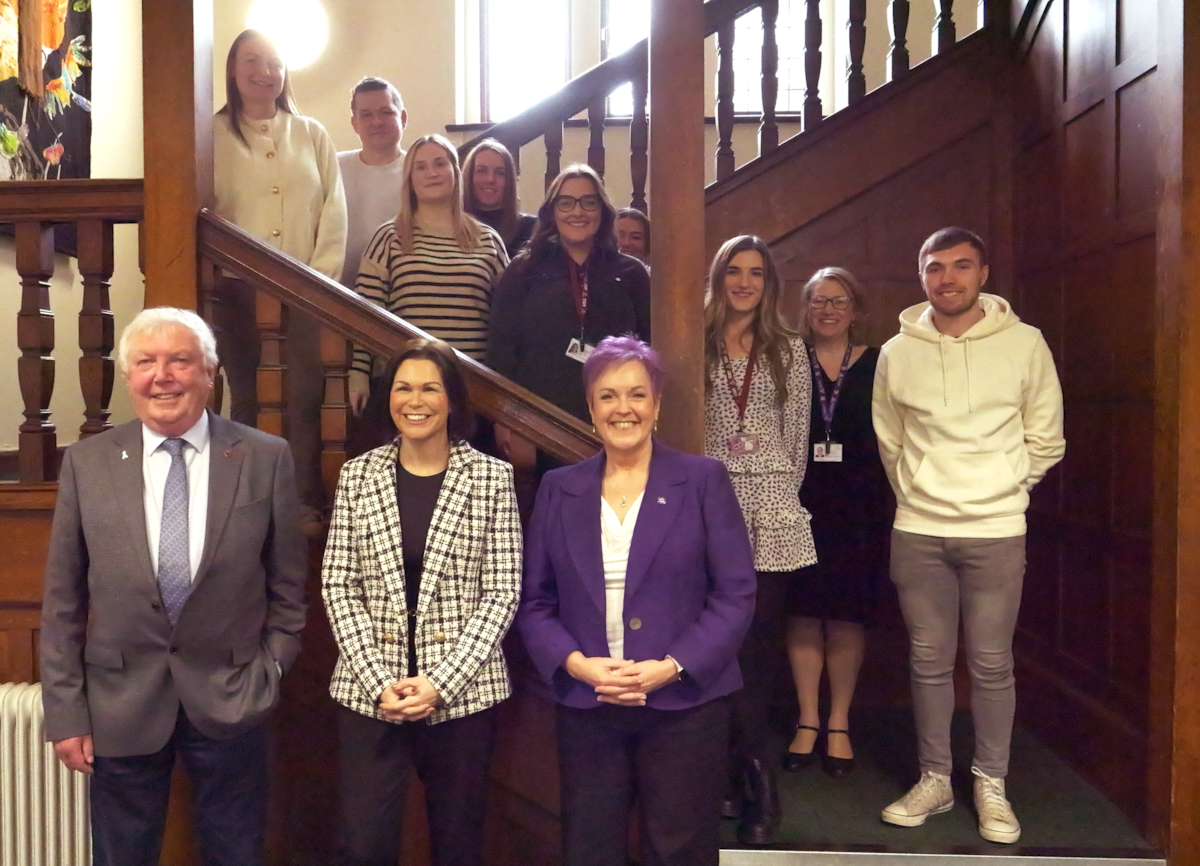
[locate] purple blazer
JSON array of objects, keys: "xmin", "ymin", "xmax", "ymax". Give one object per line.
[{"xmin": 518, "ymin": 442, "xmax": 756, "ymax": 710}]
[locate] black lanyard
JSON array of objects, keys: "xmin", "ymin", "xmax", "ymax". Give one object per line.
[
  {"xmin": 808, "ymin": 342, "xmax": 852, "ymax": 443},
  {"xmin": 720, "ymin": 337, "xmax": 760, "ymax": 432}
]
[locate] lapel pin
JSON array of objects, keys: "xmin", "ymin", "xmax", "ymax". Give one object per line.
[
  {"xmin": 657, "ymin": 497, "xmax": 666, "ymax": 505},
  {"xmin": 121, "ymin": 450, "xmax": 128, "ymax": 460},
  {"xmin": 224, "ymin": 450, "xmax": 233, "ymax": 458}
]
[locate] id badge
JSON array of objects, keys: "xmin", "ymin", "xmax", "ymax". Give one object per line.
[
  {"xmin": 566, "ymin": 338, "xmax": 596, "ymax": 363},
  {"xmin": 814, "ymin": 442, "xmax": 843, "ymax": 462},
  {"xmin": 727, "ymin": 432, "xmax": 762, "ymax": 456}
]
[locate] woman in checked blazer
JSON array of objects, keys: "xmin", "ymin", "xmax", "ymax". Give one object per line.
[{"xmin": 322, "ymin": 339, "xmax": 521, "ymax": 866}]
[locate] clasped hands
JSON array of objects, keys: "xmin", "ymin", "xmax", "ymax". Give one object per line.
[
  {"xmin": 564, "ymin": 651, "xmax": 679, "ymax": 706},
  {"xmin": 378, "ymin": 675, "xmax": 442, "ymax": 722}
]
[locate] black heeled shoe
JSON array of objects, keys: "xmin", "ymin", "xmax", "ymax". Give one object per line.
[
  {"xmin": 782, "ymin": 724, "xmax": 818, "ymax": 772},
  {"xmin": 822, "ymin": 728, "xmax": 856, "ymax": 778}
]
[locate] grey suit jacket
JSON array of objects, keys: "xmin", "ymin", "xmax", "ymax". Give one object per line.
[{"xmin": 39, "ymin": 412, "xmax": 308, "ymax": 757}]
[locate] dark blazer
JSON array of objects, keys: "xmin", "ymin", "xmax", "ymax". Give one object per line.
[
  {"xmin": 39, "ymin": 412, "xmax": 308, "ymax": 757},
  {"xmin": 518, "ymin": 443, "xmax": 756, "ymax": 710},
  {"xmin": 486, "ymin": 245, "xmax": 651, "ymax": 421}
]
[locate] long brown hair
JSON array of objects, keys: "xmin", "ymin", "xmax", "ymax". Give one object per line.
[
  {"xmin": 798, "ymin": 266, "xmax": 867, "ymax": 345},
  {"xmin": 217, "ymin": 30, "xmax": 299, "ymax": 150},
  {"xmin": 462, "ymin": 139, "xmax": 521, "ymax": 246},
  {"xmin": 394, "ymin": 134, "xmax": 483, "ymax": 255},
  {"xmin": 523, "ymin": 164, "xmax": 619, "ymax": 263},
  {"xmin": 704, "ymin": 235, "xmax": 798, "ymax": 403}
]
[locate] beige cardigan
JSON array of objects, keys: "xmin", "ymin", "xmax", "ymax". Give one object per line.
[{"xmin": 214, "ymin": 110, "xmax": 347, "ymax": 281}]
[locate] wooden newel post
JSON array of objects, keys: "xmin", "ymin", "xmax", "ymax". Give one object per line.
[{"xmin": 649, "ymin": 0, "xmax": 706, "ymax": 454}]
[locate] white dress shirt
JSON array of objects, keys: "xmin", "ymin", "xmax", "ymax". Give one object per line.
[
  {"xmin": 142, "ymin": 413, "xmax": 210, "ymax": 582},
  {"xmin": 600, "ymin": 492, "xmax": 644, "ymax": 661}
]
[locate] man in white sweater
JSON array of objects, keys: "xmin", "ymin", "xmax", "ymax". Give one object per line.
[
  {"xmin": 338, "ymin": 77, "xmax": 408, "ymax": 290},
  {"xmin": 872, "ymin": 227, "xmax": 1065, "ymax": 844}
]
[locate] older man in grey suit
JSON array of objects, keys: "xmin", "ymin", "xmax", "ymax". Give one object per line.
[{"xmin": 39, "ymin": 307, "xmax": 308, "ymax": 866}]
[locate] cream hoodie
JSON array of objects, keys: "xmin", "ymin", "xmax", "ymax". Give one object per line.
[{"xmin": 872, "ymin": 293, "xmax": 1065, "ymax": 538}]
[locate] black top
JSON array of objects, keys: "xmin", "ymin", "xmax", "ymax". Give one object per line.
[
  {"xmin": 801, "ymin": 346, "xmax": 891, "ymax": 533},
  {"xmin": 486, "ymin": 245, "xmax": 652, "ymax": 421},
  {"xmin": 475, "ymin": 209, "xmax": 538, "ymax": 259},
  {"xmin": 395, "ymin": 461, "xmax": 446, "ymax": 677}
]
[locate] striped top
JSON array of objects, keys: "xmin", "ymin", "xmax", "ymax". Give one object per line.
[{"xmin": 352, "ymin": 221, "xmax": 508, "ymax": 376}]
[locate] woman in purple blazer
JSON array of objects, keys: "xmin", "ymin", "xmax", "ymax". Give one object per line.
[{"xmin": 518, "ymin": 336, "xmax": 756, "ymax": 866}]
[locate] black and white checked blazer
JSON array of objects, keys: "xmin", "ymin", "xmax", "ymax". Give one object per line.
[{"xmin": 322, "ymin": 440, "xmax": 522, "ymax": 724}]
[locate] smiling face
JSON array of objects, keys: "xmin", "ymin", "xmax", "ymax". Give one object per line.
[
  {"xmin": 125, "ymin": 324, "xmax": 215, "ymax": 438},
  {"xmin": 351, "ymin": 88, "xmax": 406, "ymax": 153},
  {"xmin": 470, "ymin": 148, "xmax": 508, "ymax": 210},
  {"xmin": 390, "ymin": 358, "xmax": 450, "ymax": 445},
  {"xmin": 807, "ymin": 277, "xmax": 855, "ymax": 342},
  {"xmin": 615, "ymin": 216, "xmax": 647, "ymax": 261},
  {"xmin": 588, "ymin": 360, "xmax": 659, "ymax": 456},
  {"xmin": 410, "ymin": 141, "xmax": 457, "ymax": 207},
  {"xmin": 920, "ymin": 241, "xmax": 989, "ymax": 320},
  {"xmin": 724, "ymin": 249, "xmax": 766, "ymax": 317},
  {"xmin": 233, "ymin": 35, "xmax": 285, "ymax": 108},
  {"xmin": 554, "ymin": 177, "xmax": 603, "ymax": 255}
]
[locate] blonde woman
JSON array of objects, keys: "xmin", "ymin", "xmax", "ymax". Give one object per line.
[
  {"xmin": 703, "ymin": 235, "xmax": 814, "ymax": 846},
  {"xmin": 349, "ymin": 134, "xmax": 508, "ymax": 419}
]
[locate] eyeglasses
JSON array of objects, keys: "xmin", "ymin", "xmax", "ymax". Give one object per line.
[
  {"xmin": 554, "ymin": 194, "xmax": 602, "ymax": 213},
  {"xmin": 809, "ymin": 295, "xmax": 852, "ymax": 311}
]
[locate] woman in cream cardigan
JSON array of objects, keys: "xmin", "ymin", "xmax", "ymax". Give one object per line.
[{"xmin": 213, "ymin": 29, "xmax": 347, "ymax": 529}]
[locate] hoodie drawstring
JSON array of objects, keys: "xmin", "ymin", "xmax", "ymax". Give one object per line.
[
  {"xmin": 939, "ymin": 338, "xmax": 948, "ymax": 407},
  {"xmin": 939, "ymin": 336, "xmax": 974, "ymax": 412},
  {"xmin": 965, "ymin": 338, "xmax": 973, "ymax": 412}
]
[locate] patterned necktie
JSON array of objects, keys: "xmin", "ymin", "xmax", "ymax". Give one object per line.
[{"xmin": 158, "ymin": 438, "xmax": 192, "ymax": 624}]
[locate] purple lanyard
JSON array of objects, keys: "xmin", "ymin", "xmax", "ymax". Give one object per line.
[{"xmin": 807, "ymin": 342, "xmax": 852, "ymax": 443}]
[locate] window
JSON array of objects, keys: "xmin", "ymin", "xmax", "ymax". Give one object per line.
[
  {"xmin": 481, "ymin": 0, "xmax": 571, "ymax": 122},
  {"xmin": 732, "ymin": 1, "xmax": 805, "ymax": 114},
  {"xmin": 602, "ymin": 0, "xmax": 649, "ymax": 117}
]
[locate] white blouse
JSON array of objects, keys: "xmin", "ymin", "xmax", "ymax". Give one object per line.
[{"xmin": 600, "ymin": 492, "xmax": 645, "ymax": 661}]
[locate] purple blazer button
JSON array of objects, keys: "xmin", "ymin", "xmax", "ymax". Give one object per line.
[{"xmin": 628, "ymin": 617, "xmax": 643, "ymax": 630}]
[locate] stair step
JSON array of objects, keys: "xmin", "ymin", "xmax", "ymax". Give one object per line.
[{"xmin": 720, "ymin": 850, "xmax": 1165, "ymax": 866}]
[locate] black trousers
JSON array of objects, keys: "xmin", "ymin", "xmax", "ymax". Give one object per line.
[
  {"xmin": 90, "ymin": 708, "xmax": 269, "ymax": 866},
  {"xmin": 337, "ymin": 704, "xmax": 498, "ymax": 866},
  {"xmin": 730, "ymin": 569, "xmax": 794, "ymax": 764},
  {"xmin": 556, "ymin": 698, "xmax": 730, "ymax": 866}
]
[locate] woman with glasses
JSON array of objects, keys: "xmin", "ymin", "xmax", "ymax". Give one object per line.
[
  {"xmin": 702, "ymin": 235, "xmax": 814, "ymax": 846},
  {"xmin": 783, "ymin": 267, "xmax": 890, "ymax": 779},
  {"xmin": 486, "ymin": 164, "xmax": 650, "ymax": 466}
]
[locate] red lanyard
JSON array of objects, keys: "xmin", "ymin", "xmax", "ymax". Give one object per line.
[
  {"xmin": 719, "ymin": 336, "xmax": 760, "ymax": 431},
  {"xmin": 566, "ymin": 257, "xmax": 589, "ymax": 336}
]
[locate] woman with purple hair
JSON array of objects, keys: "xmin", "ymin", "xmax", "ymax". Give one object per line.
[{"xmin": 518, "ymin": 335, "xmax": 757, "ymax": 866}]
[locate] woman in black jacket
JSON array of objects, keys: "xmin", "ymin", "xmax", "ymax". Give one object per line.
[{"xmin": 486, "ymin": 164, "xmax": 651, "ymax": 464}]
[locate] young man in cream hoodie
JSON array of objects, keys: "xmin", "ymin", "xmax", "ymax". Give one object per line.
[{"xmin": 872, "ymin": 227, "xmax": 1064, "ymax": 843}]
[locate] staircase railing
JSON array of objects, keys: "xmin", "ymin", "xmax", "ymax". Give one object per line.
[
  {"xmin": 0, "ymin": 179, "xmax": 143, "ymax": 484},
  {"xmin": 459, "ymin": 0, "xmax": 994, "ymax": 202}
]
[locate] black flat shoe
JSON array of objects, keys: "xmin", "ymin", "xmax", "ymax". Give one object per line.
[
  {"xmin": 782, "ymin": 724, "xmax": 819, "ymax": 772},
  {"xmin": 736, "ymin": 758, "xmax": 781, "ymax": 845},
  {"xmin": 822, "ymin": 729, "xmax": 856, "ymax": 778}
]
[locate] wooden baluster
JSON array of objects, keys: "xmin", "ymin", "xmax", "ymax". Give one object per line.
[
  {"xmin": 803, "ymin": 0, "xmax": 823, "ymax": 131},
  {"xmin": 630, "ymin": 59, "xmax": 649, "ymax": 211},
  {"xmin": 588, "ymin": 95, "xmax": 607, "ymax": 178},
  {"xmin": 319, "ymin": 326, "xmax": 351, "ymax": 504},
  {"xmin": 16, "ymin": 222, "xmax": 56, "ymax": 483},
  {"xmin": 888, "ymin": 0, "xmax": 911, "ymax": 81},
  {"xmin": 847, "ymin": 0, "xmax": 867, "ymax": 104},
  {"xmin": 197, "ymin": 257, "xmax": 224, "ymax": 414},
  {"xmin": 76, "ymin": 219, "xmax": 115, "ymax": 439},
  {"xmin": 934, "ymin": 0, "xmax": 955, "ymax": 54},
  {"xmin": 716, "ymin": 19, "xmax": 736, "ymax": 181},
  {"xmin": 255, "ymin": 292, "xmax": 288, "ymax": 438},
  {"xmin": 544, "ymin": 120, "xmax": 563, "ymax": 192},
  {"xmin": 759, "ymin": 0, "xmax": 780, "ymax": 155}
]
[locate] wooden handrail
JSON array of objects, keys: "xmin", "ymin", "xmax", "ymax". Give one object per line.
[
  {"xmin": 458, "ymin": 0, "xmax": 762, "ymax": 161},
  {"xmin": 0, "ymin": 179, "xmax": 144, "ymax": 223},
  {"xmin": 196, "ymin": 209, "xmax": 599, "ymax": 464}
]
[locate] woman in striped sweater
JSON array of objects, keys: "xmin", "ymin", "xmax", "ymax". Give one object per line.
[{"xmin": 349, "ymin": 134, "xmax": 508, "ymax": 418}]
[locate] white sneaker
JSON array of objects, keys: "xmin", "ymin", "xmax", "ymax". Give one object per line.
[
  {"xmin": 881, "ymin": 771, "xmax": 954, "ymax": 827},
  {"xmin": 972, "ymin": 766, "xmax": 1021, "ymax": 844}
]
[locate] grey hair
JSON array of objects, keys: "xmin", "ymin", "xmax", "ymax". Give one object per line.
[{"xmin": 118, "ymin": 307, "xmax": 219, "ymax": 375}]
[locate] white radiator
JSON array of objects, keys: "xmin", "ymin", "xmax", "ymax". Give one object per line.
[{"xmin": 0, "ymin": 682, "xmax": 90, "ymax": 866}]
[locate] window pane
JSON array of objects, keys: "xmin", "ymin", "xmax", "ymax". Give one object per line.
[
  {"xmin": 486, "ymin": 0, "xmax": 570, "ymax": 122},
  {"xmin": 604, "ymin": 0, "xmax": 649, "ymax": 117},
  {"xmin": 733, "ymin": 0, "xmax": 804, "ymax": 114}
]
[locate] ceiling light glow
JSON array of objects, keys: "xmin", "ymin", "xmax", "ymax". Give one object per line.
[{"xmin": 246, "ymin": 0, "xmax": 329, "ymax": 70}]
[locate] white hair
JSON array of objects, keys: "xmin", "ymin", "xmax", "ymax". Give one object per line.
[{"xmin": 118, "ymin": 307, "xmax": 219, "ymax": 375}]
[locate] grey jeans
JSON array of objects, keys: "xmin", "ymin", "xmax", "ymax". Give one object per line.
[{"xmin": 889, "ymin": 530, "xmax": 1026, "ymax": 778}]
